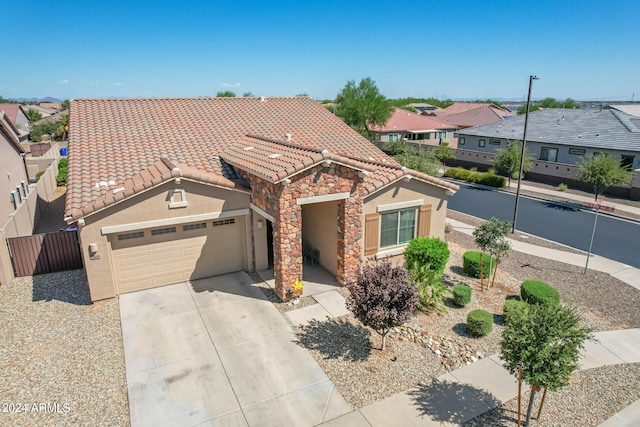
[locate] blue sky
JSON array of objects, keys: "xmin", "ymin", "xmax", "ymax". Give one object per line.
[{"xmin": 2, "ymin": 0, "xmax": 638, "ymax": 101}]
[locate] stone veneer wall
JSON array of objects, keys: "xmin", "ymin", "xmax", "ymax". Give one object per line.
[{"xmin": 240, "ymin": 163, "xmax": 363, "ymax": 300}]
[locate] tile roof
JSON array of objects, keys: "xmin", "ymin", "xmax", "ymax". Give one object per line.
[
  {"xmin": 371, "ymin": 108, "xmax": 457, "ymax": 133},
  {"xmin": 34, "ymin": 109, "xmax": 68, "ymax": 125},
  {"xmin": 458, "ymin": 108, "xmax": 640, "ymax": 152},
  {"xmin": 66, "ymin": 97, "xmax": 458, "ymax": 220},
  {"xmin": 0, "ymin": 104, "xmax": 24, "ymax": 123},
  {"xmin": 434, "ymin": 102, "xmax": 500, "ymax": 116},
  {"xmin": 439, "ymin": 105, "xmax": 512, "ymax": 128}
]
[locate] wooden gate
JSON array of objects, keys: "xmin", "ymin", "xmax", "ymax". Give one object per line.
[{"xmin": 7, "ymin": 231, "xmax": 83, "ymax": 277}]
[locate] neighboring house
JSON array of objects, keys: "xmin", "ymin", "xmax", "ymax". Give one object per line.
[
  {"xmin": 23, "ymin": 104, "xmax": 57, "ymax": 118},
  {"xmin": 371, "ymin": 107, "xmax": 458, "ymax": 146},
  {"xmin": 32, "ymin": 109, "xmax": 69, "ymax": 126},
  {"xmin": 428, "ymin": 102, "xmax": 492, "ymax": 116},
  {"xmin": 455, "ymin": 108, "xmax": 640, "ymax": 199},
  {"xmin": 39, "ymin": 102, "xmax": 63, "ymax": 111},
  {"xmin": 437, "ymin": 104, "xmax": 513, "ymax": 129},
  {"xmin": 0, "ymin": 104, "xmax": 30, "ymax": 141},
  {"xmin": 408, "ymin": 103, "xmax": 439, "ymax": 114},
  {"xmin": 604, "ymin": 104, "xmax": 640, "ymax": 118},
  {"xmin": 0, "ymin": 113, "xmax": 29, "ymax": 224},
  {"xmin": 66, "ymin": 97, "xmax": 459, "ymax": 302}
]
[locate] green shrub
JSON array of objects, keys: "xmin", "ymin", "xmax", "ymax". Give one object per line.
[
  {"xmin": 443, "ymin": 168, "xmax": 458, "ymax": 178},
  {"xmin": 503, "ymin": 299, "xmax": 529, "ymax": 322},
  {"xmin": 452, "ymin": 284, "xmax": 472, "ymax": 307},
  {"xmin": 35, "ymin": 171, "xmax": 45, "ymax": 182},
  {"xmin": 56, "ymin": 158, "xmax": 68, "ymax": 186},
  {"xmin": 476, "ymin": 173, "xmax": 506, "ymax": 187},
  {"xmin": 521, "ymin": 280, "xmax": 560, "ymax": 307},
  {"xmin": 558, "ymin": 183, "xmax": 568, "ymax": 191},
  {"xmin": 462, "ymin": 251, "xmax": 494, "ymax": 278},
  {"xmin": 404, "ymin": 237, "xmax": 450, "ymax": 274},
  {"xmin": 467, "ymin": 309, "xmax": 493, "ymax": 336}
]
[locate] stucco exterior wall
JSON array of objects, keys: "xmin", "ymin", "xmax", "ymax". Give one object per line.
[
  {"xmin": 363, "ymin": 179, "xmax": 449, "ymax": 264},
  {"xmin": 78, "ymin": 180, "xmax": 251, "ymax": 301},
  {"xmin": 302, "ymin": 201, "xmax": 338, "ymax": 275},
  {"xmin": 457, "ymin": 135, "xmax": 640, "ymax": 170},
  {"xmin": 1, "ymin": 132, "xmax": 29, "ymax": 223}
]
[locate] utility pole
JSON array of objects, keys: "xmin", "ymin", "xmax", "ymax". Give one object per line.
[{"xmin": 512, "ymin": 75, "xmax": 539, "ymax": 234}]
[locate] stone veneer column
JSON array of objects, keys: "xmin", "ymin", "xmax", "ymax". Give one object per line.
[
  {"xmin": 336, "ymin": 196, "xmax": 363, "ymax": 286},
  {"xmin": 273, "ymin": 195, "xmax": 303, "ymax": 301}
]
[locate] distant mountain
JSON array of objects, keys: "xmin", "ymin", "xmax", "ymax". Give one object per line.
[{"xmin": 7, "ymin": 96, "xmax": 62, "ymax": 103}]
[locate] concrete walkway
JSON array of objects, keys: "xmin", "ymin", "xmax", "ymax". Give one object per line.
[{"xmin": 120, "ymin": 272, "xmax": 352, "ymax": 427}]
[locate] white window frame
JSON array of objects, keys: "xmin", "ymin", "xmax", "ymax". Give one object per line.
[
  {"xmin": 379, "ymin": 208, "xmax": 417, "ymax": 249},
  {"xmin": 459, "ymin": 137, "xmax": 466, "ymax": 145},
  {"xmin": 540, "ymin": 147, "xmax": 558, "ymax": 162},
  {"xmin": 388, "ymin": 133, "xmax": 399, "ymax": 142}
]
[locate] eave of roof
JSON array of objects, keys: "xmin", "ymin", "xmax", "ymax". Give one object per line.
[
  {"xmin": 65, "ymin": 157, "xmax": 249, "ymax": 221},
  {"xmin": 0, "ymin": 112, "xmax": 25, "ymax": 153}
]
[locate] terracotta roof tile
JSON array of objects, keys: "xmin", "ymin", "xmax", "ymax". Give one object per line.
[
  {"xmin": 66, "ymin": 97, "xmax": 456, "ymax": 219},
  {"xmin": 371, "ymin": 107, "xmax": 456, "ymax": 133}
]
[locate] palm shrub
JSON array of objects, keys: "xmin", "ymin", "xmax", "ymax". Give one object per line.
[
  {"xmin": 409, "ymin": 261, "xmax": 448, "ymax": 313},
  {"xmin": 404, "ymin": 237, "xmax": 450, "ymax": 274},
  {"xmin": 346, "ymin": 260, "xmax": 419, "ymax": 350},
  {"xmin": 467, "ymin": 309, "xmax": 493, "ymax": 336},
  {"xmin": 463, "ymin": 251, "xmax": 494, "ymax": 278},
  {"xmin": 452, "ymin": 284, "xmax": 472, "ymax": 307},
  {"xmin": 521, "ymin": 280, "xmax": 560, "ymax": 307}
]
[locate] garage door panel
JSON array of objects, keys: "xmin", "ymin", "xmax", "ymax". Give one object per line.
[{"xmin": 111, "ymin": 217, "xmax": 245, "ymax": 294}]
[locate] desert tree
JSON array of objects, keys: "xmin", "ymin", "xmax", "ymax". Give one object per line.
[
  {"xmin": 575, "ymin": 153, "xmax": 633, "ymax": 201},
  {"xmin": 472, "ymin": 217, "xmax": 511, "ymax": 289},
  {"xmin": 346, "ymin": 260, "xmax": 418, "ymax": 350},
  {"xmin": 335, "ymin": 77, "xmax": 393, "ymax": 140},
  {"xmin": 501, "ymin": 302, "xmax": 592, "ymax": 427},
  {"xmin": 492, "ymin": 140, "xmax": 534, "ymax": 186}
]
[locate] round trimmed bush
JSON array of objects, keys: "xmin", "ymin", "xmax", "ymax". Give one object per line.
[
  {"xmin": 452, "ymin": 284, "xmax": 472, "ymax": 307},
  {"xmin": 467, "ymin": 309, "xmax": 493, "ymax": 336},
  {"xmin": 520, "ymin": 280, "xmax": 560, "ymax": 307},
  {"xmin": 503, "ymin": 299, "xmax": 528, "ymax": 321},
  {"xmin": 462, "ymin": 251, "xmax": 494, "ymax": 278},
  {"xmin": 404, "ymin": 237, "xmax": 450, "ymax": 274}
]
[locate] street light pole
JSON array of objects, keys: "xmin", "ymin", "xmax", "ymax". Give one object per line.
[{"xmin": 512, "ymin": 75, "xmax": 539, "ymax": 234}]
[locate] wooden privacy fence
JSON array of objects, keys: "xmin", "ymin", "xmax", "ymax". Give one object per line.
[{"xmin": 7, "ymin": 231, "xmax": 83, "ymax": 277}]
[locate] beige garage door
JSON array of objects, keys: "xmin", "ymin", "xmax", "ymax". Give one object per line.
[{"xmin": 110, "ymin": 217, "xmax": 245, "ymax": 294}]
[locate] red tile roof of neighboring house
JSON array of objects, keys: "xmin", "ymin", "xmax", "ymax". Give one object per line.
[
  {"xmin": 439, "ymin": 104, "xmax": 512, "ymax": 128},
  {"xmin": 0, "ymin": 104, "xmax": 24, "ymax": 123},
  {"xmin": 371, "ymin": 108, "xmax": 456, "ymax": 133},
  {"xmin": 434, "ymin": 102, "xmax": 495, "ymax": 116},
  {"xmin": 66, "ymin": 97, "xmax": 458, "ymax": 220}
]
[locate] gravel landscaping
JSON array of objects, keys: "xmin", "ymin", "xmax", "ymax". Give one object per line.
[
  {"xmin": 290, "ymin": 220, "xmax": 640, "ymax": 424},
  {"xmin": 0, "ymin": 270, "xmax": 129, "ymax": 427}
]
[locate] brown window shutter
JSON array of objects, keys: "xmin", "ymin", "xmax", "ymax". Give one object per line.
[
  {"xmin": 364, "ymin": 213, "xmax": 379, "ymax": 256},
  {"xmin": 418, "ymin": 204, "xmax": 432, "ymax": 237}
]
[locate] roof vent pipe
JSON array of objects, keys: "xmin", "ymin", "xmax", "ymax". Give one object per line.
[
  {"xmin": 260, "ymin": 96, "xmax": 266, "ymax": 102},
  {"xmin": 285, "ymin": 133, "xmax": 292, "ymax": 141}
]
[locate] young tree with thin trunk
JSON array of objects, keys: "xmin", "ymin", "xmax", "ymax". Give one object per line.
[
  {"xmin": 432, "ymin": 142, "xmax": 455, "ymax": 172},
  {"xmin": 472, "ymin": 217, "xmax": 511, "ymax": 290},
  {"xmin": 575, "ymin": 153, "xmax": 633, "ymax": 201},
  {"xmin": 346, "ymin": 260, "xmax": 418, "ymax": 350},
  {"xmin": 492, "ymin": 140, "xmax": 534, "ymax": 186},
  {"xmin": 501, "ymin": 303, "xmax": 593, "ymax": 427}
]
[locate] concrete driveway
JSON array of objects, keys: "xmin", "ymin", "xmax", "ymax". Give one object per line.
[{"xmin": 120, "ymin": 272, "xmax": 351, "ymax": 426}]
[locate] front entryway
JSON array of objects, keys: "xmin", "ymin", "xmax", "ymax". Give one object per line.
[{"xmin": 119, "ymin": 272, "xmax": 351, "ymax": 426}]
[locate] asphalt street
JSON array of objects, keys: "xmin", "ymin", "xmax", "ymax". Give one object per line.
[{"xmin": 447, "ymin": 183, "xmax": 640, "ymax": 268}]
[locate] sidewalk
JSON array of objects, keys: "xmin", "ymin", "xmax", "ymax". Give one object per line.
[{"xmin": 507, "ymin": 181, "xmax": 640, "ymax": 218}]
